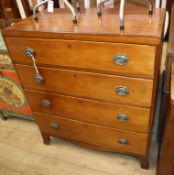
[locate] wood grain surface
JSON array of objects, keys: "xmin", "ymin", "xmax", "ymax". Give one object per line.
[
  {"xmin": 171, "ymin": 63, "xmax": 174, "ymax": 107},
  {"xmin": 34, "ymin": 112, "xmax": 148, "ymax": 155},
  {"xmin": 2, "ymin": 8, "xmax": 165, "ymax": 45},
  {"xmin": 6, "ymin": 38, "xmax": 156, "ymax": 78},
  {"xmin": 25, "ymin": 89, "xmax": 150, "ymax": 133},
  {"xmin": 168, "ymin": 4, "xmax": 174, "ymax": 57},
  {"xmin": 157, "ymin": 121, "xmax": 174, "ymax": 175},
  {"xmin": 15, "ymin": 64, "xmax": 153, "ymax": 107}
]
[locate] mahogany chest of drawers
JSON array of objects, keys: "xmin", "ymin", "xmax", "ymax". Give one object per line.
[{"xmin": 2, "ymin": 7, "xmax": 165, "ymax": 169}]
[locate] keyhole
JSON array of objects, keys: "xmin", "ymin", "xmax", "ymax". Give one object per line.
[{"xmin": 67, "ymin": 44, "xmax": 71, "ymax": 48}]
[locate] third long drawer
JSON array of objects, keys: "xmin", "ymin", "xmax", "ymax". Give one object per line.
[{"xmin": 25, "ymin": 90, "xmax": 150, "ymax": 133}]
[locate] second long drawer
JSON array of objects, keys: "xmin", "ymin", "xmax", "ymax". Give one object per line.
[
  {"xmin": 25, "ymin": 90, "xmax": 150, "ymax": 133},
  {"xmin": 16, "ymin": 64, "xmax": 153, "ymax": 107}
]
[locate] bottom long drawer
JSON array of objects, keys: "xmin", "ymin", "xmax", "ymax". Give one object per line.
[{"xmin": 34, "ymin": 112, "xmax": 148, "ymax": 156}]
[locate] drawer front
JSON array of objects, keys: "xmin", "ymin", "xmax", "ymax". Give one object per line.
[
  {"xmin": 34, "ymin": 112, "xmax": 148, "ymax": 155},
  {"xmin": 25, "ymin": 90, "xmax": 150, "ymax": 133},
  {"xmin": 16, "ymin": 65, "xmax": 153, "ymax": 107},
  {"xmin": 7, "ymin": 38, "xmax": 156, "ymax": 78}
]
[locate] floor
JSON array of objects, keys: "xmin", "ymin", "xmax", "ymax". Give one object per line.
[
  {"xmin": 0, "ymin": 43, "xmax": 167, "ymax": 175},
  {"xmin": 0, "ymin": 118, "xmax": 157, "ymax": 175}
]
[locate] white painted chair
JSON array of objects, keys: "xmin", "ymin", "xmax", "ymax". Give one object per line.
[{"xmin": 32, "ymin": 0, "xmax": 154, "ymax": 31}]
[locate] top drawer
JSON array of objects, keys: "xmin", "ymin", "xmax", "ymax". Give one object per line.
[{"xmin": 6, "ymin": 38, "xmax": 156, "ymax": 78}]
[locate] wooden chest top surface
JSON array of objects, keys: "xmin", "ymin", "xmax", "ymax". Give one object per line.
[{"xmin": 3, "ymin": 8, "xmax": 165, "ymax": 45}]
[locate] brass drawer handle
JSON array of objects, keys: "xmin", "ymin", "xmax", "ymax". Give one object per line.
[
  {"xmin": 113, "ymin": 54, "xmax": 128, "ymax": 65},
  {"xmin": 24, "ymin": 47, "xmax": 35, "ymax": 57},
  {"xmin": 24, "ymin": 47, "xmax": 44, "ymax": 84},
  {"xmin": 117, "ymin": 113, "xmax": 129, "ymax": 122},
  {"xmin": 50, "ymin": 123, "xmax": 59, "ymax": 129},
  {"xmin": 33, "ymin": 74, "xmax": 44, "ymax": 84},
  {"xmin": 115, "ymin": 86, "xmax": 129, "ymax": 96},
  {"xmin": 41, "ymin": 99, "xmax": 51, "ymax": 108},
  {"xmin": 118, "ymin": 138, "xmax": 129, "ymax": 145}
]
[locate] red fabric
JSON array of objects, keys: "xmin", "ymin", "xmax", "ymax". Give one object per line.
[{"xmin": 0, "ymin": 69, "xmax": 33, "ymax": 116}]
